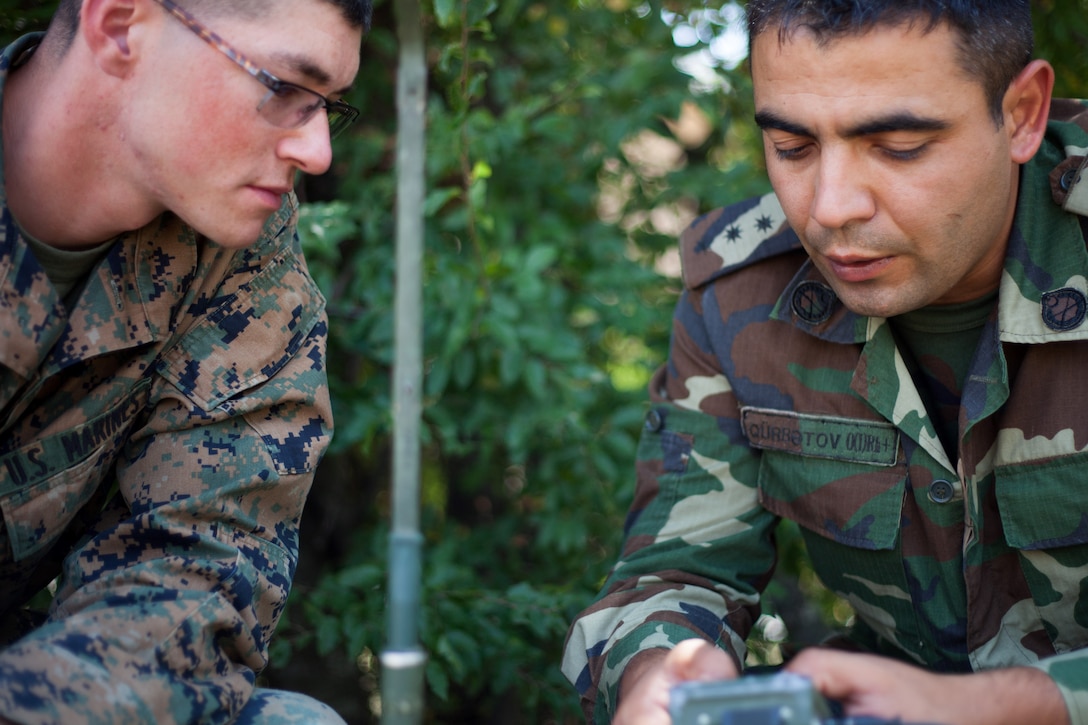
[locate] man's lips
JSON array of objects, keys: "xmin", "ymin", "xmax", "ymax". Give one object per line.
[
  {"xmin": 823, "ymin": 253, "xmax": 894, "ymax": 283},
  {"xmin": 249, "ymin": 185, "xmax": 291, "ymax": 209}
]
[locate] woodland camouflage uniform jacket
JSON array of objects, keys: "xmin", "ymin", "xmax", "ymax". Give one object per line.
[
  {"xmin": 563, "ymin": 98, "xmax": 1088, "ymax": 724},
  {"xmin": 0, "ymin": 35, "xmax": 333, "ymax": 723}
]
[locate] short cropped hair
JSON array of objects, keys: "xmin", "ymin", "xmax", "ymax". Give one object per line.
[
  {"xmin": 746, "ymin": 0, "xmax": 1034, "ymax": 125},
  {"xmin": 49, "ymin": 0, "xmax": 372, "ymax": 51}
]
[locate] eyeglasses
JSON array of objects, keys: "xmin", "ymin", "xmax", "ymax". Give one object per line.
[{"xmin": 151, "ymin": 0, "xmax": 359, "ymax": 138}]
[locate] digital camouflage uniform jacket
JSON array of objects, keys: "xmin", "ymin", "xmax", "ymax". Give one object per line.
[
  {"xmin": 563, "ymin": 98, "xmax": 1088, "ymax": 724},
  {"xmin": 0, "ymin": 35, "xmax": 333, "ymax": 724}
]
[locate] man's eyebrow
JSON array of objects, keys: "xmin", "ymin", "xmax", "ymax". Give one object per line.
[
  {"xmin": 754, "ymin": 110, "xmax": 813, "ymax": 137},
  {"xmin": 842, "ymin": 112, "xmax": 951, "ymax": 138},
  {"xmin": 754, "ymin": 109, "xmax": 950, "ymax": 139},
  {"xmin": 270, "ymin": 51, "xmax": 354, "ymax": 95}
]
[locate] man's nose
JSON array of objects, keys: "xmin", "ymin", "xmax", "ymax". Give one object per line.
[
  {"xmin": 278, "ymin": 113, "xmax": 334, "ymax": 176},
  {"xmin": 810, "ymin": 149, "xmax": 876, "ymax": 229}
]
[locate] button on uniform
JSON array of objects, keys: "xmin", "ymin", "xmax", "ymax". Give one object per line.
[
  {"xmin": 928, "ymin": 479, "xmax": 955, "ymax": 504},
  {"xmin": 1060, "ymin": 167, "xmax": 1079, "ymax": 191}
]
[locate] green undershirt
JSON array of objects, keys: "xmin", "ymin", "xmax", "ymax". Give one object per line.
[
  {"xmin": 889, "ymin": 289, "xmax": 998, "ymax": 459},
  {"xmin": 23, "ymin": 231, "xmax": 114, "ymax": 304}
]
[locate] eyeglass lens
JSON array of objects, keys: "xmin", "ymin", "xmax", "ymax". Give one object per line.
[{"xmin": 259, "ymin": 85, "xmax": 358, "ymax": 138}]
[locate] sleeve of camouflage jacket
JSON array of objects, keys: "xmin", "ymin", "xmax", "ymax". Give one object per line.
[
  {"xmin": 562, "ymin": 280, "xmax": 780, "ymax": 723},
  {"xmin": 0, "ymin": 210, "xmax": 333, "ymax": 724}
]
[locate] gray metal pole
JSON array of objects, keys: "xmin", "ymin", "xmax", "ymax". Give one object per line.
[{"xmin": 380, "ymin": 0, "xmax": 427, "ymax": 721}]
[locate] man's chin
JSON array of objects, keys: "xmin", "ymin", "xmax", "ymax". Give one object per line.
[
  {"xmin": 830, "ymin": 287, "xmax": 917, "ymax": 320},
  {"xmin": 189, "ymin": 216, "xmax": 270, "ymax": 250}
]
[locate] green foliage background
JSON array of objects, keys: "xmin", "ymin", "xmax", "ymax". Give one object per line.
[{"xmin": 4, "ymin": 1, "xmax": 1088, "ymax": 723}]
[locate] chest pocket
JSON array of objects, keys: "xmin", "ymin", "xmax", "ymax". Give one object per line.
[
  {"xmin": 744, "ymin": 406, "xmax": 905, "ymax": 550},
  {"xmin": 747, "ymin": 407, "xmax": 939, "ymax": 658},
  {"xmin": 995, "ymin": 451, "xmax": 1088, "ymax": 654},
  {"xmin": 0, "ymin": 379, "xmax": 150, "ymax": 562}
]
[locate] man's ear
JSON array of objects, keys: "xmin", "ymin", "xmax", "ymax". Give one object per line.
[
  {"xmin": 1004, "ymin": 59, "xmax": 1055, "ymax": 164},
  {"xmin": 79, "ymin": 0, "xmax": 147, "ymax": 78}
]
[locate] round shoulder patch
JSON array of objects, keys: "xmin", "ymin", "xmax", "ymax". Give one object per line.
[{"xmin": 1041, "ymin": 287, "xmax": 1087, "ymax": 331}]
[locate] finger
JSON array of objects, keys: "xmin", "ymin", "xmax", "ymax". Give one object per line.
[{"xmin": 785, "ymin": 648, "xmax": 860, "ymax": 700}]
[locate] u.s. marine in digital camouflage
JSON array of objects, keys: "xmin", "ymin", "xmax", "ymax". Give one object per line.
[
  {"xmin": 0, "ymin": 25, "xmax": 349, "ymax": 725},
  {"xmin": 563, "ymin": 91, "xmax": 1088, "ymax": 724}
]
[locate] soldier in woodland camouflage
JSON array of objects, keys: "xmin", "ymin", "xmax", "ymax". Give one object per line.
[
  {"xmin": 564, "ymin": 1, "xmax": 1088, "ymax": 723},
  {"xmin": 0, "ymin": 0, "xmax": 369, "ymax": 722}
]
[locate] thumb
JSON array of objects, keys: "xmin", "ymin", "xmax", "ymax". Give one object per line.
[{"xmin": 664, "ymin": 639, "xmax": 739, "ymax": 683}]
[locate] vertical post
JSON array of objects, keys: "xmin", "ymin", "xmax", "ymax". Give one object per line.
[{"xmin": 380, "ymin": 0, "xmax": 427, "ymax": 722}]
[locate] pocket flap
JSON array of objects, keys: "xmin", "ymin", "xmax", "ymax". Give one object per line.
[{"xmin": 996, "ymin": 452, "xmax": 1088, "ymax": 550}]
